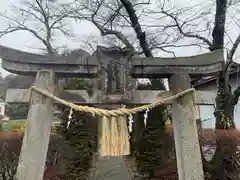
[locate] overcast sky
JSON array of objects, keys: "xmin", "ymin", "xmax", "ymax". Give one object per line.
[
  {"xmin": 0, "ymin": 0, "xmax": 101, "ymax": 76},
  {"xmin": 0, "ymin": 0, "xmax": 240, "ymax": 77},
  {"xmin": 0, "ymin": 0, "xmax": 205, "ymax": 75}
]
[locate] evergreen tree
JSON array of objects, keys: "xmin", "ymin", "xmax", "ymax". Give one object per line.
[
  {"xmin": 136, "ymin": 106, "xmax": 173, "ymax": 178},
  {"xmin": 60, "ymin": 111, "xmax": 97, "ymax": 180}
]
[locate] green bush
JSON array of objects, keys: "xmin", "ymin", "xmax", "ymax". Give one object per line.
[
  {"xmin": 59, "ymin": 111, "xmax": 98, "ymax": 180},
  {"xmin": 3, "ymin": 120, "xmax": 60, "ymax": 135},
  {"xmin": 11, "ymin": 121, "xmax": 26, "ymax": 133},
  {"xmin": 135, "ymin": 106, "xmax": 174, "ymax": 178}
]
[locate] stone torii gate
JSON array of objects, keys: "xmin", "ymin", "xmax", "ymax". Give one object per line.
[{"xmin": 0, "ymin": 45, "xmax": 223, "ymax": 180}]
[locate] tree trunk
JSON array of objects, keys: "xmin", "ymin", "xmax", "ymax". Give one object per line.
[
  {"xmin": 207, "ymin": 0, "xmax": 239, "ymax": 178},
  {"xmin": 210, "ymin": 71, "xmax": 237, "ymax": 179},
  {"xmin": 215, "ymin": 71, "xmax": 235, "ymax": 130}
]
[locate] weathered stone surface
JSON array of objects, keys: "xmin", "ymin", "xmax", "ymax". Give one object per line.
[
  {"xmin": 170, "ymin": 74, "xmax": 204, "ymax": 180},
  {"xmin": 0, "ymin": 45, "xmax": 99, "ymax": 77},
  {"xmin": 6, "ymin": 88, "xmax": 216, "ymax": 105},
  {"xmin": 16, "ymin": 71, "xmax": 55, "ymax": 180},
  {"xmin": 131, "ymin": 49, "xmax": 224, "ymax": 78}
]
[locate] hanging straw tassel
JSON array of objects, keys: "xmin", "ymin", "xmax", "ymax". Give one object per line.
[
  {"xmin": 118, "ymin": 116, "xmax": 130, "ymax": 155},
  {"xmin": 100, "ymin": 116, "xmax": 110, "ymax": 156},
  {"xmin": 100, "ymin": 115, "xmax": 130, "ymax": 156}
]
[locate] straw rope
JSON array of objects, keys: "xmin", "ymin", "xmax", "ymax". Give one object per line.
[
  {"xmin": 30, "ymin": 86, "xmax": 195, "ymax": 156},
  {"xmin": 30, "ymin": 86, "xmax": 195, "ymax": 117}
]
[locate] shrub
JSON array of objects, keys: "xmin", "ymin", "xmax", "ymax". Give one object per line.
[
  {"xmin": 152, "ymin": 128, "xmax": 240, "ymax": 179},
  {"xmin": 62, "ymin": 112, "xmax": 97, "ymax": 180},
  {"xmin": 0, "ymin": 132, "xmax": 22, "ymax": 180},
  {"xmin": 9, "ymin": 121, "xmax": 59, "ymax": 135},
  {"xmin": 135, "ymin": 106, "xmax": 175, "ymax": 178},
  {"xmin": 10, "ymin": 122, "xmax": 26, "ymax": 133},
  {"xmin": 0, "ymin": 132, "xmax": 69, "ymax": 180},
  {"xmin": 200, "ymin": 129, "xmax": 240, "ymax": 179}
]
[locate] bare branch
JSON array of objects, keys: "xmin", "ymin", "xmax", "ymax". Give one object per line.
[
  {"xmin": 224, "ymin": 33, "xmax": 240, "ymax": 72},
  {"xmin": 157, "ymin": 8, "xmax": 213, "ymax": 48},
  {"xmin": 71, "ymin": 0, "xmax": 135, "ymax": 51},
  {"xmin": 0, "ymin": 0, "xmax": 76, "ymax": 54},
  {"xmin": 92, "ymin": 15, "xmax": 134, "ymax": 49},
  {"xmin": 120, "ymin": 0, "xmax": 152, "ymax": 57},
  {"xmin": 0, "ymin": 14, "xmax": 49, "ymax": 48},
  {"xmin": 228, "ymin": 33, "xmax": 240, "ymax": 61}
]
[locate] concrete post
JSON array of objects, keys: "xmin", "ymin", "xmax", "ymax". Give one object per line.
[
  {"xmin": 16, "ymin": 71, "xmax": 56, "ymax": 180},
  {"xmin": 170, "ymin": 74, "xmax": 204, "ymax": 180}
]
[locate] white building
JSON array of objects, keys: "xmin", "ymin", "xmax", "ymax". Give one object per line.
[
  {"xmin": 0, "ymin": 98, "xmax": 5, "ymax": 116},
  {"xmin": 0, "ymin": 98, "xmax": 9, "ymax": 121},
  {"xmin": 192, "ymin": 63, "xmax": 240, "ymax": 129}
]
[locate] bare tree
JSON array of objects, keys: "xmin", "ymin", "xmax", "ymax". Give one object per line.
[
  {"xmin": 72, "ymin": 0, "xmax": 182, "ymax": 57},
  {"xmin": 0, "ymin": 0, "xmax": 78, "ymax": 54},
  {"xmin": 71, "ymin": 0, "xmax": 135, "ymax": 51},
  {"xmin": 152, "ymin": 0, "xmax": 240, "ymax": 127},
  {"xmin": 144, "ymin": 0, "xmax": 240, "ymax": 178}
]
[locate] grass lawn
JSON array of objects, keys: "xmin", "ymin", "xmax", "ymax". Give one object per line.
[{"xmin": 1, "ymin": 119, "xmax": 61, "ymax": 132}]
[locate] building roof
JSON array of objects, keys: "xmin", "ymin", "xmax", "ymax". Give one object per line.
[{"xmin": 192, "ymin": 62, "xmax": 240, "ymax": 88}]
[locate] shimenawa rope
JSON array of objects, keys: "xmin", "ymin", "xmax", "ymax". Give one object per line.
[
  {"xmin": 30, "ymin": 86, "xmax": 195, "ymax": 156},
  {"xmin": 30, "ymin": 86, "xmax": 195, "ymax": 117}
]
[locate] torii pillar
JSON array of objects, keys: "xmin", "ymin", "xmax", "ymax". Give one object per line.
[
  {"xmin": 131, "ymin": 49, "xmax": 224, "ymax": 180},
  {"xmin": 0, "ymin": 45, "xmax": 99, "ymax": 180},
  {"xmin": 170, "ymin": 74, "xmax": 204, "ymax": 180},
  {"xmin": 16, "ymin": 71, "xmax": 56, "ymax": 180}
]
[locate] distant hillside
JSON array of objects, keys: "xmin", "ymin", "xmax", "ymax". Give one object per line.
[{"xmin": 0, "ymin": 74, "xmax": 34, "ymax": 99}]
